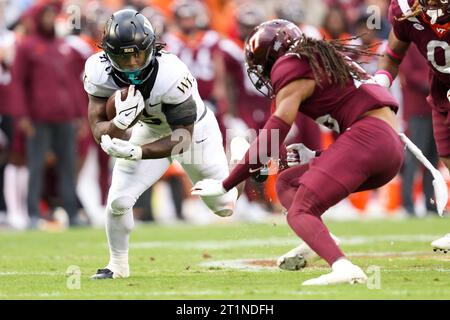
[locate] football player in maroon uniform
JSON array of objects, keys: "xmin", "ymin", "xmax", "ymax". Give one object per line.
[
  {"xmin": 192, "ymin": 19, "xmax": 405, "ymax": 285},
  {"xmin": 374, "ymin": 0, "xmax": 450, "ymax": 252}
]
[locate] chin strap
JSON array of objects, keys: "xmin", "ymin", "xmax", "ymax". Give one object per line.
[{"xmin": 399, "ymin": 133, "xmax": 448, "ymax": 216}]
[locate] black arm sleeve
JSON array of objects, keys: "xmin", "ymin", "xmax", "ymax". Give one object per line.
[{"xmin": 162, "ymin": 95, "xmax": 197, "ymax": 126}]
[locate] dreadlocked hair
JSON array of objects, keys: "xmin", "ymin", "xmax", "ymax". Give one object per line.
[
  {"xmin": 396, "ymin": 0, "xmax": 423, "ymax": 21},
  {"xmin": 288, "ymin": 34, "xmax": 379, "ymax": 88}
]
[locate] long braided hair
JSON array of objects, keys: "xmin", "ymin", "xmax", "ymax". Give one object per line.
[{"xmin": 287, "ymin": 34, "xmax": 379, "ymax": 88}]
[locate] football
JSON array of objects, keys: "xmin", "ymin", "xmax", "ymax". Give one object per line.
[{"xmin": 106, "ymin": 87, "xmax": 142, "ymax": 127}]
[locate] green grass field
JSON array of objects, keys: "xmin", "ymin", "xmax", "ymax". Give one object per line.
[{"xmin": 0, "ymin": 216, "xmax": 449, "ymax": 299}]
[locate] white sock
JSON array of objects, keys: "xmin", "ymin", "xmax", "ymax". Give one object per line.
[{"xmin": 105, "ymin": 208, "xmax": 134, "ymax": 273}]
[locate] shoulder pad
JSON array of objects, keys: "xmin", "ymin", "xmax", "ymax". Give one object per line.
[
  {"xmin": 155, "ymin": 53, "xmax": 195, "ymax": 104},
  {"xmin": 83, "ymin": 52, "xmax": 117, "ymax": 98},
  {"xmin": 84, "ymin": 52, "xmax": 111, "ymax": 86}
]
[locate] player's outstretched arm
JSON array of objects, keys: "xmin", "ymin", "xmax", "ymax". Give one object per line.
[
  {"xmin": 192, "ymin": 78, "xmax": 315, "ymax": 196},
  {"xmin": 375, "ymin": 30, "xmax": 410, "ymax": 88},
  {"xmin": 87, "ymin": 94, "xmax": 130, "ymax": 144}
]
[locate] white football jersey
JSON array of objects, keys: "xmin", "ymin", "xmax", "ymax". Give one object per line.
[{"xmin": 83, "ymin": 50, "xmax": 207, "ymax": 136}]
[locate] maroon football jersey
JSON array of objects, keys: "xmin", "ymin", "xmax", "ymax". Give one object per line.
[
  {"xmin": 271, "ymin": 54, "xmax": 398, "ymax": 133},
  {"xmin": 389, "ymin": 0, "xmax": 450, "ymax": 112}
]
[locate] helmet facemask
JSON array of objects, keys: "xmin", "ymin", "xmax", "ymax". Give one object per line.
[
  {"xmin": 246, "ymin": 64, "xmax": 274, "ymax": 98},
  {"xmin": 419, "ymin": 0, "xmax": 450, "ymax": 24},
  {"xmin": 106, "ymin": 46, "xmax": 154, "ymax": 84}
]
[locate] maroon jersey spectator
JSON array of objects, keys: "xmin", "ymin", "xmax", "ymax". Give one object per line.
[
  {"xmin": 11, "ymin": 1, "xmax": 83, "ymax": 227},
  {"xmin": 164, "ymin": 0, "xmax": 225, "ymax": 111},
  {"xmin": 219, "ymin": 33, "xmax": 270, "ymax": 129}
]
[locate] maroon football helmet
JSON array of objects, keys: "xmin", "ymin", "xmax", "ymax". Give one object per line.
[
  {"xmin": 244, "ymin": 19, "xmax": 303, "ymax": 98},
  {"xmin": 419, "ymin": 0, "xmax": 450, "ymax": 24}
]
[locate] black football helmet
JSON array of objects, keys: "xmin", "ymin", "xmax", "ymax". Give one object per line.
[{"xmin": 102, "ymin": 9, "xmax": 156, "ymax": 85}]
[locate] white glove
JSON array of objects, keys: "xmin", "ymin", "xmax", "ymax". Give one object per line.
[
  {"xmin": 100, "ymin": 135, "xmax": 142, "ymax": 160},
  {"xmin": 286, "ymin": 143, "xmax": 316, "ymax": 167},
  {"xmin": 373, "ymin": 72, "xmax": 392, "ymax": 88},
  {"xmin": 191, "ymin": 179, "xmax": 226, "ymax": 197},
  {"xmin": 113, "ymin": 85, "xmax": 145, "ymax": 130}
]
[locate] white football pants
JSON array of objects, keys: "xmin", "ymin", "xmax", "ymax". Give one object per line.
[{"xmin": 104, "ymin": 109, "xmax": 238, "ymax": 273}]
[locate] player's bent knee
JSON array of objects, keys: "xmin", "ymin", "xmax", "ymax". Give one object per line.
[{"xmin": 109, "ymin": 196, "xmax": 136, "ymax": 216}]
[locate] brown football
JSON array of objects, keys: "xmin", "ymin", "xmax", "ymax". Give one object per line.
[{"xmin": 106, "ymin": 87, "xmax": 142, "ymax": 127}]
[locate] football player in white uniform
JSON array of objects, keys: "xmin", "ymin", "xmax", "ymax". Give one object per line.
[{"xmin": 84, "ymin": 9, "xmax": 238, "ymax": 279}]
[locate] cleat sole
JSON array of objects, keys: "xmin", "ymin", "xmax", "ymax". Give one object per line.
[{"xmin": 278, "ymin": 255, "xmax": 307, "ymax": 271}]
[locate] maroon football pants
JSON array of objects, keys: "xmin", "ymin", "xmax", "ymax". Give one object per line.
[{"xmin": 276, "ymin": 116, "xmax": 404, "ymax": 265}]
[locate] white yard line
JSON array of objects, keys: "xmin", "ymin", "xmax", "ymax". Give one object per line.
[
  {"xmin": 130, "ymin": 234, "xmax": 444, "ymax": 250},
  {"xmin": 1, "ymin": 288, "xmax": 450, "ymax": 299},
  {"xmin": 0, "ymin": 271, "xmax": 63, "ymax": 276},
  {"xmin": 0, "ymin": 290, "xmax": 331, "ymax": 298}
]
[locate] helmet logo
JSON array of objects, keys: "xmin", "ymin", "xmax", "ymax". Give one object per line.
[
  {"xmin": 273, "ymin": 40, "xmax": 282, "ymax": 52},
  {"xmin": 124, "ymin": 48, "xmax": 135, "ymax": 53},
  {"xmin": 249, "ymin": 28, "xmax": 265, "ymax": 52}
]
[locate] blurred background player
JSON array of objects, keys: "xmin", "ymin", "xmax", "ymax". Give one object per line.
[
  {"xmin": 218, "ymin": 2, "xmax": 273, "ymax": 219},
  {"xmin": 375, "ymin": 0, "xmax": 450, "ymax": 252},
  {"xmin": 164, "ymin": 0, "xmax": 228, "ymax": 128},
  {"xmin": 0, "ymin": 0, "xmax": 16, "ymax": 227},
  {"xmin": 399, "ymin": 44, "xmax": 439, "ymax": 217},
  {"xmin": 11, "ymin": 1, "xmax": 86, "ymax": 228}
]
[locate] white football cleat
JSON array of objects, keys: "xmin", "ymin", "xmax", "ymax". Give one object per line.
[
  {"xmin": 302, "ymin": 259, "xmax": 367, "ymax": 286},
  {"xmin": 432, "ymin": 234, "xmax": 450, "ymax": 253},
  {"xmin": 277, "ymin": 233, "xmax": 341, "ymax": 271}
]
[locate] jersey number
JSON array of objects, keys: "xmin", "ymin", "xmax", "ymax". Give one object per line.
[{"xmin": 427, "ymin": 40, "xmax": 450, "ymax": 74}]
